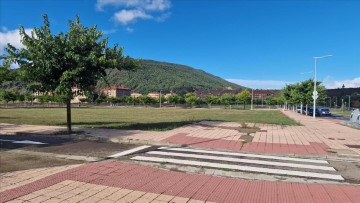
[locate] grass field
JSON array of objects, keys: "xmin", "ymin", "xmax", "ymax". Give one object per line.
[
  {"xmin": 330, "ymin": 108, "xmax": 352, "ymax": 116},
  {"xmin": 0, "ymin": 107, "xmax": 298, "ymax": 131}
]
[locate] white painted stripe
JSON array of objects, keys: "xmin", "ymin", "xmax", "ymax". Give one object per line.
[
  {"xmin": 132, "ymin": 156, "xmax": 344, "ymax": 181},
  {"xmin": 108, "ymin": 145, "xmax": 151, "ymax": 158},
  {"xmin": 159, "ymin": 147, "xmax": 328, "ymax": 164},
  {"xmin": 147, "ymin": 151, "xmax": 335, "ymax": 171},
  {"xmin": 0, "ymin": 139, "xmax": 47, "ymax": 145}
]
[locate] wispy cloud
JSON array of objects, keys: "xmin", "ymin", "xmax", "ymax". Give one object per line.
[
  {"xmin": 227, "ymin": 79, "xmax": 294, "ymax": 89},
  {"xmin": 125, "ymin": 27, "xmax": 134, "ymax": 33},
  {"xmin": 323, "ymin": 76, "xmax": 360, "ymax": 89},
  {"xmin": 96, "ymin": 0, "xmax": 172, "ymax": 30},
  {"xmin": 102, "ymin": 29, "xmax": 117, "ymax": 34},
  {"xmin": 114, "ymin": 9, "xmax": 153, "ymax": 25},
  {"xmin": 96, "ymin": 0, "xmax": 171, "ymax": 12},
  {"xmin": 0, "ymin": 28, "xmax": 32, "ymax": 55}
]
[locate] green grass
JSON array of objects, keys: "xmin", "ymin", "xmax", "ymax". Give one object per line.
[
  {"xmin": 330, "ymin": 108, "xmax": 352, "ymax": 116},
  {"xmin": 0, "ymin": 107, "xmax": 298, "ymax": 131}
]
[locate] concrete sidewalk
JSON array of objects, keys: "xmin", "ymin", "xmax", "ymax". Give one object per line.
[{"xmin": 1, "ymin": 161, "xmax": 359, "ymax": 203}]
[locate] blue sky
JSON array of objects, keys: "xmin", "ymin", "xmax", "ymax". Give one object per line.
[{"xmin": 1, "ymin": 0, "xmax": 359, "ymax": 89}]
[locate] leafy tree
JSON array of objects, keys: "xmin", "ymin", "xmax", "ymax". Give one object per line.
[
  {"xmin": 0, "ymin": 90, "xmax": 17, "ymax": 105},
  {"xmin": 0, "ymin": 61, "xmax": 18, "ymax": 83},
  {"xmin": 24, "ymin": 93, "xmax": 34, "ymax": 103},
  {"xmin": 265, "ymin": 97, "xmax": 277, "ymax": 105},
  {"xmin": 283, "ymin": 79, "xmax": 326, "ymax": 112},
  {"xmin": 3, "ymin": 15, "xmax": 139, "ymax": 133},
  {"xmin": 123, "ymin": 96, "xmax": 134, "ymax": 104},
  {"xmin": 138, "ymin": 96, "xmax": 153, "ymax": 106},
  {"xmin": 220, "ymin": 93, "xmax": 235, "ymax": 108},
  {"xmin": 236, "ymin": 89, "xmax": 251, "ymax": 109},
  {"xmin": 168, "ymin": 95, "xmax": 182, "ymax": 106},
  {"xmin": 204, "ymin": 95, "xmax": 218, "ymax": 108},
  {"xmin": 17, "ymin": 94, "xmax": 25, "ymax": 103},
  {"xmin": 36, "ymin": 95, "xmax": 51, "ymax": 104},
  {"xmin": 156, "ymin": 95, "xmax": 166, "ymax": 104},
  {"xmin": 349, "ymin": 92, "xmax": 359, "ymax": 108},
  {"xmin": 184, "ymin": 93, "xmax": 199, "ymax": 107}
]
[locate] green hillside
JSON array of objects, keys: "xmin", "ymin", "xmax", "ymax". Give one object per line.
[{"xmin": 98, "ymin": 60, "xmax": 241, "ymax": 94}]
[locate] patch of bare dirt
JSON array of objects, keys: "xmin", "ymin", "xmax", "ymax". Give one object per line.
[{"xmin": 0, "ymin": 152, "xmax": 83, "ymax": 173}]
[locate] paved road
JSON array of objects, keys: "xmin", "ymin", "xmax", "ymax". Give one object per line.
[
  {"xmin": 0, "ymin": 134, "xmax": 138, "ymax": 158},
  {"xmin": 0, "ymin": 134, "xmax": 71, "ymax": 150}
]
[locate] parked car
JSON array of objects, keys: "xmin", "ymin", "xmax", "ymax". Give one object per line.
[
  {"xmin": 307, "ymin": 107, "xmax": 320, "ymax": 116},
  {"xmin": 301, "ymin": 107, "xmax": 308, "ymax": 114},
  {"xmin": 296, "ymin": 106, "xmax": 302, "ymax": 113},
  {"xmin": 318, "ymin": 107, "xmax": 331, "ymax": 116}
]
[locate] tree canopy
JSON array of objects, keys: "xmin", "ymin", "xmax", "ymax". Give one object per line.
[
  {"xmin": 2, "ymin": 15, "xmax": 139, "ymax": 133},
  {"xmin": 283, "ymin": 79, "xmax": 326, "ymax": 107}
]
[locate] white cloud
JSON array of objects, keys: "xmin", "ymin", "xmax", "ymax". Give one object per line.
[
  {"xmin": 227, "ymin": 79, "xmax": 294, "ymax": 89},
  {"xmin": 0, "ymin": 28, "xmax": 32, "ymax": 55},
  {"xmin": 143, "ymin": 0, "xmax": 171, "ymax": 11},
  {"xmin": 96, "ymin": 0, "xmax": 171, "ymax": 28},
  {"xmin": 96, "ymin": 0, "xmax": 171, "ymax": 11},
  {"xmin": 322, "ymin": 76, "xmax": 360, "ymax": 89},
  {"xmin": 113, "ymin": 9, "xmax": 153, "ymax": 25},
  {"xmin": 125, "ymin": 27, "xmax": 134, "ymax": 33}
]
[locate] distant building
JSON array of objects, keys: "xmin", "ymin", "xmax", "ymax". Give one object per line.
[
  {"xmin": 131, "ymin": 93, "xmax": 142, "ymax": 98},
  {"xmin": 71, "ymin": 87, "xmax": 87, "ymax": 103},
  {"xmin": 32, "ymin": 87, "xmax": 87, "ymax": 103},
  {"xmin": 101, "ymin": 86, "xmax": 131, "ymax": 98},
  {"xmin": 252, "ymin": 90, "xmax": 275, "ymax": 99},
  {"xmin": 148, "ymin": 92, "xmax": 160, "ymax": 99}
]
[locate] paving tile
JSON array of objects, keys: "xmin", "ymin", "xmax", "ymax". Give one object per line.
[
  {"xmin": 155, "ymin": 194, "xmax": 174, "ymax": 201},
  {"xmin": 27, "ymin": 195, "xmax": 51, "ymax": 202},
  {"xmin": 64, "ymin": 194, "xmax": 88, "ymax": 202},
  {"xmin": 78, "ymin": 196, "xmax": 102, "ymax": 203},
  {"xmin": 120, "ymin": 191, "xmax": 146, "ymax": 202},
  {"xmin": 187, "ymin": 200, "xmax": 205, "ymax": 203},
  {"xmin": 170, "ymin": 197, "xmax": 190, "ymax": 203}
]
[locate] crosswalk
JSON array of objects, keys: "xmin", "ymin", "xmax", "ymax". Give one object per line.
[{"xmin": 129, "ymin": 146, "xmax": 344, "ymax": 181}]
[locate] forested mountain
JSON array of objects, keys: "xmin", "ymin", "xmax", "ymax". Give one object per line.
[
  {"xmin": 97, "ymin": 60, "xmax": 241, "ymax": 94},
  {"xmin": 2, "ymin": 60, "xmax": 242, "ymax": 94}
]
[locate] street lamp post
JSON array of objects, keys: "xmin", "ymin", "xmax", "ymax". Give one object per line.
[
  {"xmin": 312, "ymin": 55, "xmax": 332, "ymax": 118},
  {"xmin": 159, "ymin": 91, "xmax": 162, "ymax": 108},
  {"xmin": 346, "ymin": 95, "xmax": 351, "ymax": 110},
  {"xmin": 251, "ymin": 89, "xmax": 254, "ymax": 110}
]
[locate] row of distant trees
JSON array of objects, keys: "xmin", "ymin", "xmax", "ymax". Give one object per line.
[
  {"xmin": 1, "ymin": 89, "xmax": 266, "ymax": 108},
  {"xmin": 103, "ymin": 91, "xmax": 256, "ymax": 108}
]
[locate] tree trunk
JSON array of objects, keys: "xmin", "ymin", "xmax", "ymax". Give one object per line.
[{"xmin": 66, "ymin": 100, "xmax": 72, "ymax": 134}]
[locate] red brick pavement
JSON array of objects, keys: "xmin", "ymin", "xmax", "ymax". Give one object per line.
[
  {"xmin": 163, "ymin": 133, "xmax": 331, "ymax": 155},
  {"xmin": 1, "ymin": 161, "xmax": 359, "ymax": 203}
]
